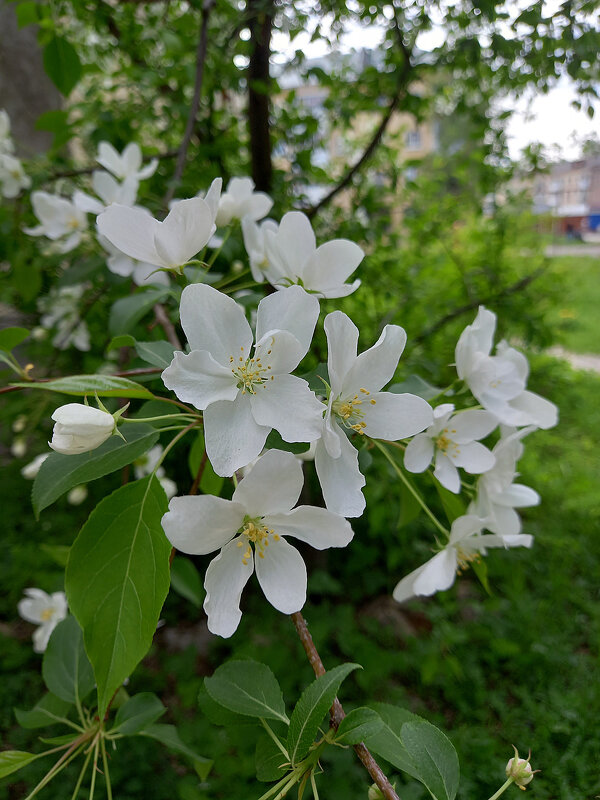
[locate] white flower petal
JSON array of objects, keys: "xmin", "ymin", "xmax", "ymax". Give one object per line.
[
  {"xmin": 204, "ymin": 539, "xmax": 254, "ymax": 638},
  {"xmin": 508, "ymin": 390, "xmax": 558, "ymax": 429},
  {"xmin": 255, "ymin": 285, "xmax": 319, "ymax": 357},
  {"xmin": 263, "ymin": 506, "xmax": 354, "ymax": 550},
  {"xmin": 33, "ymin": 622, "xmax": 56, "ymax": 653},
  {"xmin": 97, "ymin": 204, "xmax": 161, "ymax": 264},
  {"xmin": 324, "ymin": 311, "xmax": 359, "ymax": 396},
  {"xmin": 204, "ymin": 395, "xmax": 270, "ymax": 477},
  {"xmin": 433, "ymin": 452, "xmax": 461, "ymax": 493},
  {"xmin": 362, "ymin": 392, "xmax": 433, "ymax": 440},
  {"xmin": 254, "ymin": 329, "xmax": 306, "ymax": 375},
  {"xmin": 265, "ymin": 211, "xmax": 316, "ymax": 280},
  {"xmin": 317, "ymin": 279, "xmax": 361, "ymax": 299},
  {"xmin": 72, "ymin": 190, "xmax": 104, "ymax": 215},
  {"xmin": 451, "ymin": 409, "xmax": 498, "ymax": 443},
  {"xmin": 161, "ymin": 350, "xmax": 238, "ymax": 410},
  {"xmin": 162, "ymin": 495, "xmax": 245, "ymax": 555},
  {"xmin": 404, "ymin": 434, "xmax": 434, "ymax": 472},
  {"xmin": 302, "ymin": 239, "xmax": 364, "ymax": 293},
  {"xmin": 179, "ymin": 283, "xmax": 253, "ymax": 367},
  {"xmin": 314, "ymin": 435, "xmax": 366, "ymax": 518},
  {"xmin": 96, "ymin": 142, "xmax": 122, "ymax": 176},
  {"xmin": 255, "ymin": 537, "xmax": 307, "ymax": 614},
  {"xmin": 413, "ymin": 548, "xmax": 458, "ymax": 596},
  {"xmin": 495, "ymin": 483, "xmax": 540, "ymax": 508},
  {"xmin": 233, "ymin": 449, "xmax": 303, "ymax": 516},
  {"xmin": 250, "ymin": 374, "xmax": 324, "ymax": 443},
  {"xmin": 454, "ymin": 441, "xmax": 496, "ymax": 474},
  {"xmin": 343, "ymin": 324, "xmax": 407, "ymax": 394},
  {"xmin": 137, "ymin": 158, "xmax": 158, "ymax": 180},
  {"xmin": 154, "ymin": 197, "xmax": 214, "ymax": 267}
]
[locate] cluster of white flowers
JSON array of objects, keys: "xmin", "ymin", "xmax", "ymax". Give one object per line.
[
  {"xmin": 38, "ymin": 169, "xmax": 558, "ymax": 638},
  {"xmin": 38, "ymin": 284, "xmax": 91, "ymax": 351},
  {"xmin": 0, "ymin": 110, "xmax": 31, "ymax": 199}
]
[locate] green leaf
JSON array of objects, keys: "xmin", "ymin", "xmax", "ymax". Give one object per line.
[
  {"xmin": 14, "ymin": 693, "xmax": 73, "ymax": 729},
  {"xmin": 12, "ymin": 375, "xmax": 155, "ymax": 399},
  {"xmin": 139, "ymin": 724, "xmax": 212, "ymax": 780},
  {"xmin": 0, "ymin": 327, "xmax": 29, "ymax": 351},
  {"xmin": 33, "ymin": 424, "xmax": 160, "ymax": 515},
  {"xmin": 397, "ymin": 479, "xmax": 422, "ymax": 528},
  {"xmin": 188, "ymin": 430, "xmax": 223, "ymax": 495},
  {"xmin": 135, "ymin": 341, "xmax": 176, "ymax": 368},
  {"xmin": 255, "ymin": 732, "xmax": 289, "ymax": 782},
  {"xmin": 335, "ymin": 707, "xmax": 384, "ymax": 745},
  {"xmin": 108, "ymin": 289, "xmax": 171, "ymax": 336},
  {"xmin": 66, "ymin": 476, "xmax": 171, "ymax": 716},
  {"xmin": 434, "ymin": 482, "xmax": 466, "ymax": 525},
  {"xmin": 390, "ymin": 375, "xmax": 441, "ymax": 400},
  {"xmin": 0, "ymin": 751, "xmax": 38, "ymax": 780},
  {"xmin": 287, "ymin": 663, "xmax": 361, "ymax": 766},
  {"xmin": 171, "ymin": 557, "xmax": 204, "ymax": 607},
  {"xmin": 363, "ymin": 703, "xmax": 421, "ymax": 779},
  {"xmin": 264, "ymin": 429, "xmax": 314, "ymax": 456},
  {"xmin": 204, "ymin": 660, "xmax": 289, "ymax": 724},
  {"xmin": 43, "ymin": 37, "xmax": 82, "ymax": 96},
  {"xmin": 112, "ymin": 693, "xmax": 166, "ymax": 735},
  {"xmin": 35, "ymin": 110, "xmax": 72, "ymax": 150},
  {"xmin": 401, "ymin": 721, "xmax": 460, "ymax": 800},
  {"xmin": 42, "ymin": 616, "xmax": 95, "ymax": 705},
  {"xmin": 107, "ymin": 335, "xmax": 136, "ymax": 352},
  {"xmin": 16, "ymin": 1, "xmax": 40, "ymax": 27}
]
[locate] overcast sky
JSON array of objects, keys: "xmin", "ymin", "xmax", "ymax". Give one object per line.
[{"xmin": 272, "ymin": 17, "xmax": 599, "ymax": 162}]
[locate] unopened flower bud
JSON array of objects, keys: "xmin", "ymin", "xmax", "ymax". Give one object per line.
[
  {"xmin": 49, "ymin": 403, "xmax": 116, "ymax": 455},
  {"xmin": 12, "ymin": 414, "xmax": 27, "ymax": 433},
  {"xmin": 67, "ymin": 485, "xmax": 88, "ymax": 505},
  {"xmin": 367, "ymin": 784, "xmax": 384, "ymax": 800},
  {"xmin": 506, "ymin": 746, "xmax": 538, "ymax": 788},
  {"xmin": 11, "ymin": 437, "xmax": 27, "ymax": 458}
]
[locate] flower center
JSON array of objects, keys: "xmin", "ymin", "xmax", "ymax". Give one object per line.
[
  {"xmin": 331, "ymin": 387, "xmax": 376, "ymax": 434},
  {"xmin": 229, "ymin": 345, "xmax": 273, "ymax": 394},
  {"xmin": 435, "ymin": 428, "xmax": 459, "ymax": 457},
  {"xmin": 455, "ymin": 547, "xmax": 482, "ymax": 574},
  {"xmin": 237, "ymin": 517, "xmax": 280, "ymax": 565},
  {"xmin": 67, "ymin": 216, "xmax": 81, "ymax": 230},
  {"xmin": 40, "ymin": 608, "xmax": 55, "ymax": 622}
]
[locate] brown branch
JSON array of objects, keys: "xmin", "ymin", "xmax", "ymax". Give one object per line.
[
  {"xmin": 413, "ymin": 268, "xmax": 546, "ymax": 345},
  {"xmin": 305, "ymin": 24, "xmax": 413, "ymax": 219},
  {"xmin": 189, "ymin": 448, "xmax": 208, "ymax": 496},
  {"xmin": 291, "ymin": 612, "xmax": 400, "ymax": 800},
  {"xmin": 164, "ymin": 0, "xmax": 215, "ymax": 207},
  {"xmin": 153, "ymin": 304, "xmax": 182, "ymax": 349},
  {"xmin": 46, "ymin": 150, "xmax": 178, "ymax": 182}
]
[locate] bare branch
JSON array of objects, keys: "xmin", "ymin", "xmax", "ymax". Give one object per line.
[
  {"xmin": 163, "ymin": 0, "xmax": 215, "ymax": 206},
  {"xmin": 153, "ymin": 303, "xmax": 182, "ymax": 349}
]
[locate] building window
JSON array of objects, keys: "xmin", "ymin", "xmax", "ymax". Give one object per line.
[{"xmin": 405, "ymin": 129, "xmax": 422, "ymax": 150}]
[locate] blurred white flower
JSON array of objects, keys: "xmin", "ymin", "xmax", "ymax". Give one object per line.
[
  {"xmin": 0, "ymin": 154, "xmax": 31, "ymax": 198},
  {"xmin": 315, "ymin": 311, "xmax": 433, "ymax": 518},
  {"xmin": 38, "ymin": 285, "xmax": 91, "ymax": 352},
  {"xmin": 73, "ymin": 170, "xmax": 139, "ymax": 215},
  {"xmin": 24, "ymin": 191, "xmax": 87, "ymax": 253},
  {"xmin": 11, "ymin": 438, "xmax": 27, "ymax": 458},
  {"xmin": 21, "ymin": 453, "xmax": 49, "ymax": 479},
  {"xmin": 0, "ymin": 109, "xmax": 15, "ymax": 155},
  {"xmin": 216, "ymin": 177, "xmax": 272, "ymax": 226},
  {"xmin": 49, "ymin": 403, "xmax": 116, "ymax": 455},
  {"xmin": 133, "ymin": 445, "xmax": 177, "ymax": 499},
  {"xmin": 162, "ymin": 284, "xmax": 323, "ymax": 476},
  {"xmin": 96, "ymin": 141, "xmax": 158, "ymax": 182},
  {"xmin": 392, "ymin": 514, "xmax": 533, "ymax": 603},
  {"xmin": 455, "ymin": 307, "xmax": 558, "ymax": 429},
  {"xmin": 67, "ymin": 485, "xmax": 88, "ymax": 505},
  {"xmin": 12, "ymin": 415, "xmax": 27, "ymax": 433},
  {"xmin": 162, "ymin": 449, "xmax": 353, "ymax": 637},
  {"xmin": 262, "ymin": 211, "xmax": 364, "ymax": 298},
  {"xmin": 241, "ymin": 217, "xmax": 278, "ymax": 282},
  {"xmin": 18, "ymin": 588, "xmax": 68, "ymax": 653},
  {"xmin": 97, "ymin": 233, "xmax": 168, "ymax": 286},
  {"xmin": 404, "ymin": 403, "xmax": 497, "ymax": 493}
]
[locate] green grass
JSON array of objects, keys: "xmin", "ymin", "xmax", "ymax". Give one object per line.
[{"xmin": 546, "ymin": 255, "xmax": 600, "ymax": 353}]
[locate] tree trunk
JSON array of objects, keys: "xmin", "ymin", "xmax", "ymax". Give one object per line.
[{"xmin": 246, "ymin": 0, "xmax": 273, "ymax": 193}]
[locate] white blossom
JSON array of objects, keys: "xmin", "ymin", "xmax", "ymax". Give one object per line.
[
  {"xmin": 216, "ymin": 176, "xmax": 273, "ymax": 226},
  {"xmin": 162, "ymin": 449, "xmax": 353, "ymax": 637},
  {"xmin": 49, "ymin": 403, "xmax": 116, "ymax": 455},
  {"xmin": 18, "ymin": 588, "xmax": 68, "ymax": 653},
  {"xmin": 134, "ymin": 445, "xmax": 177, "ymax": 499},
  {"xmin": 21, "ymin": 453, "xmax": 49, "ymax": 479},
  {"xmin": 404, "ymin": 403, "xmax": 497, "ymax": 493},
  {"xmin": 97, "ymin": 196, "xmax": 215, "ymax": 270},
  {"xmin": 73, "ymin": 170, "xmax": 139, "ymax": 215},
  {"xmin": 241, "ymin": 217, "xmax": 279, "ymax": 282},
  {"xmin": 0, "ymin": 153, "xmax": 31, "ymax": 198},
  {"xmin": 162, "ymin": 283, "xmax": 324, "ymax": 476},
  {"xmin": 0, "ymin": 109, "xmax": 14, "ymax": 155},
  {"xmin": 24, "ymin": 191, "xmax": 87, "ymax": 253},
  {"xmin": 455, "ymin": 307, "xmax": 558, "ymax": 429},
  {"xmin": 262, "ymin": 211, "xmax": 364, "ymax": 298},
  {"xmin": 97, "ymin": 233, "xmax": 168, "ymax": 286},
  {"xmin": 96, "ymin": 141, "xmax": 158, "ymax": 182},
  {"xmin": 468, "ymin": 426, "xmax": 540, "ymax": 536},
  {"xmin": 38, "ymin": 285, "xmax": 91, "ymax": 352},
  {"xmin": 315, "ymin": 311, "xmax": 433, "ymax": 517},
  {"xmin": 67, "ymin": 485, "xmax": 88, "ymax": 505},
  {"xmin": 392, "ymin": 515, "xmax": 533, "ymax": 603}
]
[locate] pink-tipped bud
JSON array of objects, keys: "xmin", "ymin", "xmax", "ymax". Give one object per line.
[{"xmin": 506, "ymin": 746, "xmax": 539, "ymax": 789}]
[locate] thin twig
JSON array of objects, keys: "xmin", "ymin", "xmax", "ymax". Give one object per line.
[
  {"xmin": 164, "ymin": 0, "xmax": 215, "ymax": 206},
  {"xmin": 189, "ymin": 447, "xmax": 208, "ymax": 495},
  {"xmin": 290, "ymin": 612, "xmax": 400, "ymax": 800},
  {"xmin": 413, "ymin": 268, "xmax": 546, "ymax": 344},
  {"xmin": 153, "ymin": 304, "xmax": 182, "ymax": 349}
]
